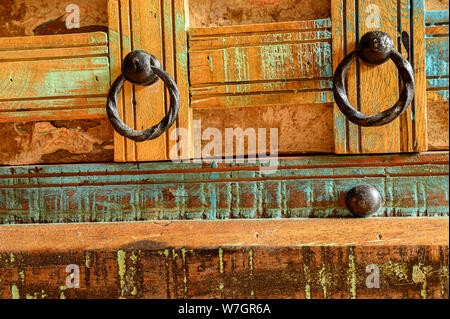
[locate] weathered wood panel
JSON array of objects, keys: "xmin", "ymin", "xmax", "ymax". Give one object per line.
[
  {"xmin": 0, "ymin": 2, "xmax": 447, "ymax": 165},
  {"xmin": 426, "ymin": 10, "xmax": 449, "ymax": 102},
  {"xmin": 332, "ymin": 0, "xmax": 427, "ymax": 154},
  {"xmin": 0, "ymin": 152, "xmax": 447, "ymax": 224},
  {"xmin": 108, "ymin": 0, "xmax": 191, "ymax": 162},
  {"xmin": 0, "ymin": 119, "xmax": 114, "ymax": 166},
  {"xmin": 0, "ymin": 0, "xmax": 112, "ymax": 165},
  {"xmin": 0, "ymin": 32, "xmax": 109, "ymax": 123},
  {"xmin": 189, "ymin": 19, "xmax": 332, "ymax": 108},
  {"xmin": 188, "ymin": 0, "xmax": 331, "ymax": 28},
  {"xmin": 426, "ymin": 10, "xmax": 449, "ymax": 151},
  {"xmin": 189, "ymin": 18, "xmax": 333, "ymax": 156},
  {"xmin": 193, "ymin": 102, "xmax": 334, "ymax": 155},
  {"xmin": 0, "ymin": 219, "xmax": 448, "ymax": 299}
]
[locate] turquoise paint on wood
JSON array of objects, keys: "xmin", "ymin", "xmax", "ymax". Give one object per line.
[
  {"xmin": 0, "ymin": 153, "xmax": 447, "ymax": 224},
  {"xmin": 425, "ymin": 10, "xmax": 449, "ymax": 101}
]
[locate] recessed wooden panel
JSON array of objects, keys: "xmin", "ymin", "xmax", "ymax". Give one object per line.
[
  {"xmin": 108, "ymin": 0, "xmax": 191, "ymax": 162},
  {"xmin": 188, "ymin": 18, "xmax": 333, "ymax": 156},
  {"xmin": 0, "ymin": 32, "xmax": 109, "ymax": 123},
  {"xmin": 332, "ymin": 0, "xmax": 427, "ymax": 154}
]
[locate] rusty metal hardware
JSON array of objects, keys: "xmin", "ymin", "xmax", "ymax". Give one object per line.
[
  {"xmin": 106, "ymin": 50, "xmax": 180, "ymax": 142},
  {"xmin": 345, "ymin": 184, "xmax": 383, "ymax": 217},
  {"xmin": 333, "ymin": 30, "xmax": 415, "ymax": 127}
]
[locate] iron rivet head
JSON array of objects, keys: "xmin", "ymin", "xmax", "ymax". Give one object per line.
[
  {"xmin": 121, "ymin": 50, "xmax": 161, "ymax": 86},
  {"xmin": 346, "ymin": 184, "xmax": 383, "ymax": 217},
  {"xmin": 358, "ymin": 30, "xmax": 394, "ymax": 65}
]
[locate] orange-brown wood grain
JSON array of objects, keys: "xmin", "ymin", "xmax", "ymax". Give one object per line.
[
  {"xmin": 1, "ymin": 219, "xmax": 448, "ymax": 252},
  {"xmin": 0, "ymin": 219, "xmax": 448, "ymax": 299}
]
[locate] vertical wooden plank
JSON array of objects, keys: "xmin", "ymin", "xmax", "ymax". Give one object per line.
[
  {"xmin": 332, "ymin": 0, "xmax": 348, "ymax": 154},
  {"xmin": 131, "ymin": 0, "xmax": 166, "ymax": 161},
  {"xmin": 412, "ymin": 0, "xmax": 427, "ymax": 151},
  {"xmin": 346, "ymin": 0, "xmax": 361, "ymax": 153},
  {"xmin": 108, "ymin": 0, "xmax": 126, "ymax": 161},
  {"xmin": 399, "ymin": 0, "xmax": 414, "ymax": 152},
  {"xmin": 173, "ymin": 0, "xmax": 193, "ymax": 160},
  {"xmin": 120, "ymin": 0, "xmax": 137, "ymax": 161},
  {"xmin": 163, "ymin": 0, "xmax": 177, "ymax": 161},
  {"xmin": 332, "ymin": 0, "xmax": 427, "ymax": 153},
  {"xmin": 359, "ymin": 0, "xmax": 400, "ymax": 153}
]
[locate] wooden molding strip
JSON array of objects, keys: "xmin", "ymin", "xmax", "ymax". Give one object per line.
[
  {"xmin": 0, "ymin": 218, "xmax": 448, "ymax": 299},
  {"xmin": 0, "ymin": 152, "xmax": 448, "ymax": 223}
]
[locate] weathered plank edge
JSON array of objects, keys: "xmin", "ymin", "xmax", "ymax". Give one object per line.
[{"xmin": 0, "ymin": 218, "xmax": 448, "ymax": 252}]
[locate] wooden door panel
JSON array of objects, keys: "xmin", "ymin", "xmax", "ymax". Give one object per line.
[
  {"xmin": 108, "ymin": 0, "xmax": 191, "ymax": 162},
  {"xmin": 332, "ymin": 0, "xmax": 427, "ymax": 154}
]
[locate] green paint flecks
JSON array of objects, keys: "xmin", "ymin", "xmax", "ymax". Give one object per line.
[
  {"xmin": 117, "ymin": 249, "xmax": 140, "ymax": 298},
  {"xmin": 249, "ymin": 249, "xmax": 255, "ymax": 298},
  {"xmin": 319, "ymin": 266, "xmax": 328, "ymax": 298},
  {"xmin": 10, "ymin": 284, "xmax": 19, "ymax": 299},
  {"xmin": 304, "ymin": 265, "xmax": 311, "ymax": 299},
  {"xmin": 182, "ymin": 248, "xmax": 188, "ymax": 297},
  {"xmin": 412, "ymin": 264, "xmax": 432, "ymax": 299},
  {"xmin": 117, "ymin": 249, "xmax": 127, "ymax": 299},
  {"xmin": 348, "ymin": 252, "xmax": 357, "ymax": 299}
]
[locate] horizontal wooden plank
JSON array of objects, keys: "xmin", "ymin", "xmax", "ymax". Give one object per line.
[
  {"xmin": 1, "ymin": 218, "xmax": 448, "ymax": 252},
  {"xmin": 188, "ymin": 19, "xmax": 332, "ymax": 38},
  {"xmin": 0, "ymin": 58, "xmax": 109, "ymax": 99},
  {"xmin": 0, "ymin": 32, "xmax": 109, "ymax": 123},
  {"xmin": 0, "ymin": 46, "xmax": 108, "ymax": 61},
  {"xmin": 0, "ymin": 32, "xmax": 108, "ymax": 51},
  {"xmin": 425, "ymin": 10, "xmax": 449, "ymax": 103},
  {"xmin": 425, "ymin": 10, "xmax": 449, "ymax": 25},
  {"xmin": 0, "ymin": 152, "xmax": 447, "ymax": 223},
  {"xmin": 0, "ymin": 219, "xmax": 448, "ymax": 299}
]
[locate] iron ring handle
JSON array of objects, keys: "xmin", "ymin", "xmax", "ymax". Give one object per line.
[
  {"xmin": 106, "ymin": 50, "xmax": 180, "ymax": 142},
  {"xmin": 332, "ymin": 31, "xmax": 415, "ymax": 127}
]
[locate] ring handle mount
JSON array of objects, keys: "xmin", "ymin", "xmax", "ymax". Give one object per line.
[
  {"xmin": 122, "ymin": 50, "xmax": 161, "ymax": 86},
  {"xmin": 107, "ymin": 50, "xmax": 180, "ymax": 142},
  {"xmin": 357, "ymin": 30, "xmax": 394, "ymax": 65},
  {"xmin": 333, "ymin": 30, "xmax": 415, "ymax": 127}
]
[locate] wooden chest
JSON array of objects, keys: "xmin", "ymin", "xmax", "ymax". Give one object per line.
[{"xmin": 0, "ymin": 0, "xmax": 448, "ymax": 299}]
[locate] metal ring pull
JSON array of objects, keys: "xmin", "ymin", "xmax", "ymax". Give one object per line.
[
  {"xmin": 107, "ymin": 50, "xmax": 180, "ymax": 142},
  {"xmin": 333, "ymin": 31, "xmax": 415, "ymax": 127}
]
